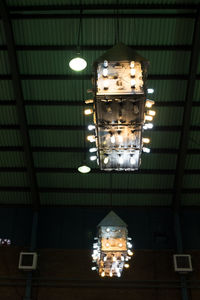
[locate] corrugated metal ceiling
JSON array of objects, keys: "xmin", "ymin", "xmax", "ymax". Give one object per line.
[{"xmin": 0, "ymin": 0, "xmax": 200, "ymax": 207}]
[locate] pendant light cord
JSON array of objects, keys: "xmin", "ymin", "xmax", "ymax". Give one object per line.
[
  {"xmin": 114, "ymin": 0, "xmax": 120, "ymax": 44},
  {"xmin": 77, "ymin": 2, "xmax": 83, "ymax": 53}
]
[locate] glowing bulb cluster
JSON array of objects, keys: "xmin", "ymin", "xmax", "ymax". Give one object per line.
[
  {"xmin": 143, "ymin": 98, "xmax": 156, "ymax": 154},
  {"xmin": 91, "ymin": 213, "xmax": 134, "ymax": 278}
]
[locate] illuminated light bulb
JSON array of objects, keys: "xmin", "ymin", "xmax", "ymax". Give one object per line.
[
  {"xmin": 147, "ymin": 123, "xmax": 154, "ymax": 129},
  {"xmin": 143, "ymin": 125, "xmax": 148, "ymax": 130},
  {"xmin": 101, "ymin": 271, "xmax": 105, "ymax": 277},
  {"xmin": 118, "ymin": 133, "xmax": 123, "ymax": 143},
  {"xmin": 119, "ymin": 155, "xmax": 124, "ymax": 164},
  {"xmin": 148, "ymin": 110, "xmax": 156, "ymax": 116},
  {"xmin": 89, "ymin": 147, "xmax": 97, "ymax": 153},
  {"xmin": 84, "ymin": 108, "xmax": 93, "ymax": 115},
  {"xmin": 143, "ymin": 138, "xmax": 150, "ymax": 144},
  {"xmin": 78, "ymin": 165, "xmax": 91, "ymax": 174},
  {"xmin": 106, "ymin": 243, "xmax": 109, "ymax": 247},
  {"xmin": 124, "ymin": 264, "xmax": 130, "ymax": 268},
  {"xmin": 117, "ymin": 272, "xmax": 121, "ymax": 277},
  {"xmin": 128, "ymin": 237, "xmax": 132, "ymax": 240},
  {"xmin": 127, "ymin": 242, "xmax": 132, "ymax": 248},
  {"xmin": 143, "ymin": 147, "xmax": 151, "ymax": 153},
  {"xmin": 131, "ymin": 79, "xmax": 136, "ymax": 87},
  {"xmin": 91, "ymin": 266, "xmax": 97, "ymax": 271},
  {"xmin": 130, "ymin": 68, "xmax": 136, "ymax": 76},
  {"xmin": 104, "ymin": 156, "xmax": 109, "ymax": 164},
  {"xmin": 145, "ymin": 115, "xmax": 153, "ymax": 121},
  {"xmin": 104, "ymin": 80, "xmax": 109, "ymax": 89},
  {"xmin": 119, "ymin": 243, "xmax": 123, "ymax": 247},
  {"xmin": 88, "ymin": 124, "xmax": 95, "ymax": 131},
  {"xmin": 104, "ymin": 60, "xmax": 108, "ymax": 68},
  {"xmin": 106, "ymin": 228, "xmax": 110, "ymax": 232},
  {"xmin": 104, "ymin": 256, "xmax": 107, "ymax": 261},
  {"xmin": 130, "ymin": 156, "xmax": 136, "ymax": 165},
  {"xmin": 110, "ymin": 135, "xmax": 115, "ymax": 144},
  {"xmin": 130, "ymin": 61, "xmax": 135, "ymax": 68},
  {"xmin": 128, "ymin": 250, "xmax": 133, "ymax": 256},
  {"xmin": 90, "ymin": 155, "xmax": 97, "ymax": 161},
  {"xmin": 109, "ymin": 271, "xmax": 113, "ymax": 277},
  {"xmin": 147, "ymin": 88, "xmax": 154, "ymax": 94},
  {"xmin": 121, "ymin": 256, "xmax": 124, "ymax": 261},
  {"xmin": 87, "ymin": 135, "xmax": 95, "ymax": 142},
  {"xmin": 145, "ymin": 100, "xmax": 155, "ymax": 108},
  {"xmin": 103, "ymin": 68, "xmax": 108, "ymax": 77},
  {"xmin": 85, "ymin": 99, "xmax": 94, "ymax": 104},
  {"xmin": 69, "ymin": 57, "xmax": 87, "ymax": 71}
]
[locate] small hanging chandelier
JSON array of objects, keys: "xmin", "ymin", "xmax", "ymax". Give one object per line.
[
  {"xmin": 84, "ymin": 43, "xmax": 156, "ymax": 171},
  {"xmin": 91, "ymin": 211, "xmax": 133, "ymax": 278}
]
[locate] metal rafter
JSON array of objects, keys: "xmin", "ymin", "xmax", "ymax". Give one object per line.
[
  {"xmin": 0, "ymin": 186, "xmax": 199, "ymax": 194},
  {"xmin": 0, "ymin": 74, "xmax": 199, "ymax": 80},
  {"xmin": 8, "ymin": 4, "xmax": 198, "ymax": 11},
  {"xmin": 0, "ymin": 124, "xmax": 200, "ymax": 131},
  {"xmin": 0, "ymin": 146, "xmax": 199, "ymax": 155},
  {"xmin": 0, "ymin": 167, "xmax": 200, "ymax": 175},
  {"xmin": 173, "ymin": 8, "xmax": 200, "ymax": 210},
  {"xmin": 1, "ymin": 100, "xmax": 200, "ymax": 107},
  {"xmin": 0, "ymin": 0, "xmax": 40, "ymax": 211},
  {"xmin": 0, "ymin": 44, "xmax": 192, "ymax": 51},
  {"xmin": 9, "ymin": 13, "xmax": 196, "ymax": 20}
]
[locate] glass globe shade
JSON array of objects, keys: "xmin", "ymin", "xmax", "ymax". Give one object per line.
[
  {"xmin": 69, "ymin": 57, "xmax": 87, "ymax": 71},
  {"xmin": 78, "ymin": 165, "xmax": 91, "ymax": 174}
]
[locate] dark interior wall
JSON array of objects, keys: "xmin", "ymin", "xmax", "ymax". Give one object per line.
[
  {"xmin": 1, "ymin": 248, "xmax": 200, "ymax": 300},
  {"xmin": 0, "ymin": 206, "xmax": 199, "ymax": 249},
  {"xmin": 0, "ymin": 206, "xmax": 200, "ymax": 299}
]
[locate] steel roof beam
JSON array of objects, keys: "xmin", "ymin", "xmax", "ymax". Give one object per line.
[
  {"xmin": 172, "ymin": 8, "xmax": 200, "ymax": 211},
  {"xmin": 1, "ymin": 167, "xmax": 200, "ymax": 175},
  {"xmin": 0, "ymin": 186, "xmax": 199, "ymax": 194},
  {"xmin": 0, "ymin": 1, "xmax": 40, "ymax": 211},
  {"xmin": 1, "ymin": 101, "xmax": 200, "ymax": 107},
  {"xmin": 0, "ymin": 74, "xmax": 198, "ymax": 80},
  {"xmin": 1, "ymin": 125, "xmax": 200, "ymax": 131},
  {"xmin": 0, "ymin": 45, "xmax": 192, "ymax": 51},
  {"xmin": 9, "ymin": 13, "xmax": 196, "ymax": 20},
  {"xmin": 8, "ymin": 4, "xmax": 198, "ymax": 11},
  {"xmin": 0, "ymin": 146, "xmax": 199, "ymax": 155}
]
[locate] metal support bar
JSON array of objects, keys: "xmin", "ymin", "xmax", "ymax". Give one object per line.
[
  {"xmin": 0, "ymin": 44, "xmax": 192, "ymax": 51},
  {"xmin": 0, "ymin": 186, "xmax": 200, "ymax": 194},
  {"xmin": 0, "ymin": 146, "xmax": 199, "ymax": 154},
  {"xmin": 0, "ymin": 74, "xmax": 196, "ymax": 80},
  {"xmin": 1, "ymin": 167, "xmax": 200, "ymax": 175},
  {"xmin": 1, "ymin": 124, "xmax": 200, "ymax": 131},
  {"xmin": 0, "ymin": 0, "xmax": 40, "ymax": 211},
  {"xmin": 173, "ymin": 8, "xmax": 200, "ymax": 210},
  {"xmin": 1, "ymin": 100, "xmax": 200, "ymax": 107},
  {"xmin": 8, "ymin": 4, "xmax": 198, "ymax": 11},
  {"xmin": 24, "ymin": 211, "xmax": 39, "ymax": 300},
  {"xmin": 8, "ymin": 12, "xmax": 196, "ymax": 20},
  {"xmin": 174, "ymin": 213, "xmax": 189, "ymax": 300},
  {"xmin": 0, "ymin": 100, "xmax": 194, "ymax": 107}
]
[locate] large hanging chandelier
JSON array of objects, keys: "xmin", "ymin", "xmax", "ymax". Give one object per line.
[
  {"xmin": 84, "ymin": 43, "xmax": 156, "ymax": 171},
  {"xmin": 91, "ymin": 211, "xmax": 133, "ymax": 278}
]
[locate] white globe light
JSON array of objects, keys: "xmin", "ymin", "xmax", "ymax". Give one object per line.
[
  {"xmin": 78, "ymin": 165, "xmax": 91, "ymax": 173},
  {"xmin": 69, "ymin": 57, "xmax": 87, "ymax": 71}
]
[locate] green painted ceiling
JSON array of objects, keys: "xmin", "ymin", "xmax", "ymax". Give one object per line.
[{"xmin": 0, "ymin": 0, "xmax": 200, "ymax": 206}]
